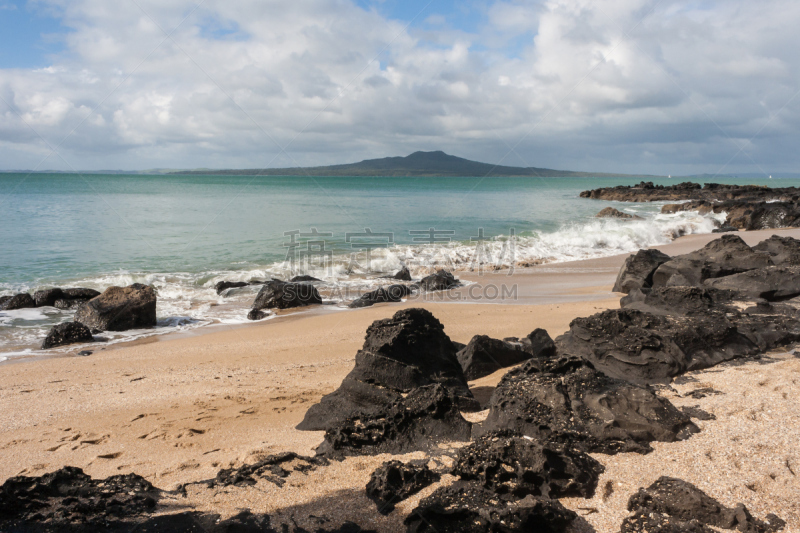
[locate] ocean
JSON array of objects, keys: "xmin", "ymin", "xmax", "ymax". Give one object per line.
[{"xmin": 2, "ymin": 173, "xmax": 796, "ymax": 359}]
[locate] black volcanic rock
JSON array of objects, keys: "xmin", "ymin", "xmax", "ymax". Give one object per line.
[
  {"xmin": 478, "ymin": 357, "xmax": 698, "ymax": 454},
  {"xmin": 34, "ymin": 288, "xmax": 64, "ymax": 307},
  {"xmin": 54, "ymin": 298, "xmax": 91, "ymax": 310},
  {"xmin": 210, "ymin": 452, "xmax": 328, "ymax": 488},
  {"xmin": 419, "ymin": 270, "xmax": 459, "ymax": 291},
  {"xmin": 753, "ymin": 235, "xmax": 800, "ymax": 266},
  {"xmin": 456, "ymin": 335, "xmax": 532, "ymax": 380},
  {"xmin": 0, "ymin": 466, "xmax": 159, "ymax": 532},
  {"xmin": 596, "ymin": 207, "xmax": 642, "ymax": 220},
  {"xmin": 453, "ymin": 431, "xmax": 604, "ymax": 500},
  {"xmin": 291, "ymin": 275, "xmax": 322, "ymax": 283},
  {"xmin": 613, "ymin": 249, "xmax": 672, "ymax": 293},
  {"xmin": 383, "ymin": 267, "xmax": 412, "ymax": 281},
  {"xmin": 315, "ymin": 384, "xmax": 473, "ymax": 458},
  {"xmin": 62, "ymin": 288, "xmax": 101, "ymax": 300},
  {"xmin": 366, "ymin": 461, "xmax": 440, "ymax": 515},
  {"xmin": 620, "ymin": 286, "xmax": 738, "ymax": 316},
  {"xmin": 349, "ymin": 285, "xmax": 413, "ymax": 309},
  {"xmin": 621, "ymin": 477, "xmax": 786, "ymax": 533},
  {"xmin": 581, "ymin": 181, "xmax": 798, "ymax": 203},
  {"xmin": 251, "ymin": 280, "xmax": 322, "ymax": 313},
  {"xmin": 74, "ymin": 284, "xmax": 157, "ymax": 332},
  {"xmin": 510, "ymin": 328, "xmax": 557, "ymax": 359},
  {"xmin": 298, "ymin": 308, "xmax": 478, "ymax": 432},
  {"xmin": 652, "ymin": 235, "xmax": 772, "ymax": 287},
  {"xmin": 705, "ymin": 265, "xmax": 800, "ymax": 301},
  {"xmin": 42, "ymin": 322, "xmax": 94, "ymax": 349},
  {"xmin": 404, "ymin": 481, "xmax": 577, "ymax": 533},
  {"xmin": 0, "ymin": 293, "xmax": 35, "ymax": 311},
  {"xmin": 555, "ymin": 308, "xmax": 760, "ymax": 384},
  {"xmin": 215, "ymin": 280, "xmax": 249, "ymax": 294}
]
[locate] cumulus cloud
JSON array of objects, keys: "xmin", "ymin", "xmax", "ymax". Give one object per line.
[{"xmin": 0, "ymin": 0, "xmax": 798, "ymax": 174}]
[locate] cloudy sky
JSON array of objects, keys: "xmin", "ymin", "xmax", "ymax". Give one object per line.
[{"xmin": 0, "ymin": 0, "xmax": 798, "ymax": 174}]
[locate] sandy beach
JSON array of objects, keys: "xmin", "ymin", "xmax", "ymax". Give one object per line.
[{"xmin": 2, "ymin": 228, "xmax": 800, "ymax": 532}]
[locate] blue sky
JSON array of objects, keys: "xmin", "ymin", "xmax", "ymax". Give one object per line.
[{"xmin": 0, "ymin": 0, "xmax": 798, "ymax": 174}]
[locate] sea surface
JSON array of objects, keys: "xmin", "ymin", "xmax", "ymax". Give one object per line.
[{"xmin": 2, "ymin": 173, "xmax": 797, "ymax": 359}]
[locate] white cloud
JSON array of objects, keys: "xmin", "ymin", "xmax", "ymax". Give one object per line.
[{"xmin": 0, "ymin": 0, "xmax": 798, "ymax": 174}]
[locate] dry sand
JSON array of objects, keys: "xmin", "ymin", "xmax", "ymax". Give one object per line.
[{"xmin": 1, "ymin": 228, "xmax": 799, "ymax": 532}]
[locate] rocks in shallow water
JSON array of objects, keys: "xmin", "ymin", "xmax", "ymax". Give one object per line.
[
  {"xmin": 247, "ymin": 309, "xmax": 271, "ymax": 321},
  {"xmin": 713, "ymin": 225, "xmax": 739, "ymax": 233},
  {"xmin": 388, "ymin": 266, "xmax": 412, "ymax": 281},
  {"xmin": 349, "ymin": 285, "xmax": 413, "ymax": 309},
  {"xmin": 55, "ymin": 298, "xmax": 91, "ymax": 310},
  {"xmin": 0, "ymin": 293, "xmax": 35, "ymax": 311},
  {"xmin": 215, "ymin": 280, "xmax": 249, "ymax": 294},
  {"xmin": 596, "ymin": 207, "xmax": 642, "ymax": 220},
  {"xmin": 0, "ymin": 466, "xmax": 159, "ymax": 532},
  {"xmin": 62, "ymin": 288, "xmax": 101, "ymax": 300},
  {"xmin": 365, "ymin": 461, "xmax": 440, "ymax": 515},
  {"xmin": 418, "ymin": 270, "xmax": 459, "ymax": 291},
  {"xmin": 456, "ymin": 335, "xmax": 532, "ymax": 380},
  {"xmin": 74, "ymin": 284, "xmax": 157, "ymax": 332},
  {"xmin": 291, "ymin": 275, "xmax": 322, "ymax": 283},
  {"xmin": 42, "ymin": 322, "xmax": 94, "ymax": 349},
  {"xmin": 251, "ymin": 280, "xmax": 322, "ymax": 312},
  {"xmin": 652, "ymin": 235, "xmax": 772, "ymax": 288},
  {"xmin": 404, "ymin": 481, "xmax": 577, "ymax": 533},
  {"xmin": 613, "ymin": 249, "xmax": 672, "ymax": 294},
  {"xmin": 453, "ymin": 431, "xmax": 604, "ymax": 500},
  {"xmin": 621, "ymin": 477, "xmax": 786, "ymax": 533},
  {"xmin": 298, "ymin": 308, "xmax": 478, "ymax": 431},
  {"xmin": 705, "ymin": 265, "xmax": 800, "ymax": 301},
  {"xmin": 34, "ymin": 288, "xmax": 64, "ymax": 307},
  {"xmin": 556, "ymin": 308, "xmax": 760, "ymax": 384},
  {"xmin": 479, "ymin": 357, "xmax": 698, "ymax": 454},
  {"xmin": 316, "ymin": 384, "xmax": 472, "ymax": 458}
]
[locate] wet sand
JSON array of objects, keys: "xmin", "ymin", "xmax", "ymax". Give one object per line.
[{"xmin": 1, "ymin": 227, "xmax": 799, "ymax": 532}]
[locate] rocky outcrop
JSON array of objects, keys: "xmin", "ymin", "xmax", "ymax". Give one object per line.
[
  {"xmin": 479, "ymin": 357, "xmax": 698, "ymax": 454},
  {"xmin": 753, "ymin": 235, "xmax": 800, "ymax": 266},
  {"xmin": 596, "ymin": 207, "xmax": 642, "ymax": 220},
  {"xmin": 613, "ymin": 249, "xmax": 672, "ymax": 294},
  {"xmin": 42, "ymin": 322, "xmax": 94, "ymax": 349},
  {"xmin": 556, "ymin": 308, "xmax": 761, "ymax": 384},
  {"xmin": 404, "ymin": 481, "xmax": 577, "ymax": 533},
  {"xmin": 291, "ymin": 275, "xmax": 322, "ymax": 283},
  {"xmin": 215, "ymin": 281, "xmax": 249, "ymax": 294},
  {"xmin": 383, "ymin": 267, "xmax": 412, "ymax": 281},
  {"xmin": 250, "ymin": 280, "xmax": 322, "ymax": 315},
  {"xmin": 620, "ymin": 286, "xmax": 738, "ymax": 316},
  {"xmin": 651, "ymin": 235, "xmax": 772, "ymax": 288},
  {"xmin": 418, "ymin": 270, "xmax": 459, "ymax": 291},
  {"xmin": 581, "ymin": 181, "xmax": 797, "ymax": 203},
  {"xmin": 35, "ymin": 288, "xmax": 103, "ymax": 310},
  {"xmin": 453, "ymin": 431, "xmax": 604, "ymax": 500},
  {"xmin": 74, "ymin": 284, "xmax": 157, "ymax": 332},
  {"xmin": 315, "ymin": 384, "xmax": 473, "ymax": 458},
  {"xmin": 297, "ymin": 308, "xmax": 478, "ymax": 432},
  {"xmin": 349, "ymin": 285, "xmax": 413, "ymax": 309},
  {"xmin": 0, "ymin": 293, "xmax": 35, "ymax": 311},
  {"xmin": 705, "ymin": 265, "xmax": 800, "ymax": 301},
  {"xmin": 621, "ymin": 477, "xmax": 786, "ymax": 533},
  {"xmin": 456, "ymin": 335, "xmax": 532, "ymax": 380},
  {"xmin": 365, "ymin": 461, "xmax": 440, "ymax": 515},
  {"xmin": 0, "ymin": 466, "xmax": 159, "ymax": 532}
]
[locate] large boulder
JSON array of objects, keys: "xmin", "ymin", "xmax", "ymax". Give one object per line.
[
  {"xmin": 456, "ymin": 335, "xmax": 532, "ymax": 380},
  {"xmin": 366, "ymin": 461, "xmax": 440, "ymax": 515},
  {"xmin": 315, "ymin": 384, "xmax": 473, "ymax": 458},
  {"xmin": 418, "ymin": 270, "xmax": 459, "ymax": 291},
  {"xmin": 752, "ymin": 235, "xmax": 800, "ymax": 266},
  {"xmin": 705, "ymin": 265, "xmax": 800, "ymax": 301},
  {"xmin": 298, "ymin": 308, "xmax": 478, "ymax": 431},
  {"xmin": 33, "ymin": 288, "xmax": 64, "ymax": 308},
  {"xmin": 36, "ymin": 288, "xmax": 102, "ymax": 309},
  {"xmin": 42, "ymin": 322, "xmax": 94, "ymax": 349},
  {"xmin": 74, "ymin": 284, "xmax": 157, "ymax": 332},
  {"xmin": 478, "ymin": 357, "xmax": 698, "ymax": 454},
  {"xmin": 613, "ymin": 249, "xmax": 672, "ymax": 294},
  {"xmin": 349, "ymin": 285, "xmax": 413, "ymax": 309},
  {"xmin": 0, "ymin": 293, "xmax": 35, "ymax": 311},
  {"xmin": 250, "ymin": 280, "xmax": 322, "ymax": 313},
  {"xmin": 555, "ymin": 308, "xmax": 760, "ymax": 384},
  {"xmin": 453, "ymin": 431, "xmax": 604, "ymax": 500},
  {"xmin": 404, "ymin": 481, "xmax": 577, "ymax": 533},
  {"xmin": 621, "ymin": 477, "xmax": 786, "ymax": 533},
  {"xmin": 652, "ymin": 235, "xmax": 772, "ymax": 288},
  {"xmin": 620, "ymin": 286, "xmax": 738, "ymax": 316}
]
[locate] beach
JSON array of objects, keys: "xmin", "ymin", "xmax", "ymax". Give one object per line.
[{"xmin": 2, "ymin": 227, "xmax": 799, "ymax": 532}]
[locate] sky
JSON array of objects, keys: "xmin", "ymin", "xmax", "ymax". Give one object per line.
[{"xmin": 0, "ymin": 0, "xmax": 798, "ymax": 175}]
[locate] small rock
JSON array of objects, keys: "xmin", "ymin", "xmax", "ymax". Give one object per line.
[
  {"xmin": 0, "ymin": 293, "xmax": 35, "ymax": 311},
  {"xmin": 42, "ymin": 322, "xmax": 94, "ymax": 349},
  {"xmin": 366, "ymin": 461, "xmax": 440, "ymax": 515}
]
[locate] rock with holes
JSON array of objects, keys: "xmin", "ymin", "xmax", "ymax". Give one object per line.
[
  {"xmin": 42, "ymin": 322, "xmax": 94, "ymax": 349},
  {"xmin": 613, "ymin": 249, "xmax": 672, "ymax": 294},
  {"xmin": 74, "ymin": 284, "xmax": 157, "ymax": 332},
  {"xmin": 456, "ymin": 335, "xmax": 533, "ymax": 380},
  {"xmin": 453, "ymin": 431, "xmax": 604, "ymax": 500},
  {"xmin": 366, "ymin": 461, "xmax": 440, "ymax": 515},
  {"xmin": 621, "ymin": 477, "xmax": 786, "ymax": 533},
  {"xmin": 404, "ymin": 481, "xmax": 577, "ymax": 533},
  {"xmin": 479, "ymin": 357, "xmax": 698, "ymax": 454},
  {"xmin": 298, "ymin": 308, "xmax": 478, "ymax": 431}
]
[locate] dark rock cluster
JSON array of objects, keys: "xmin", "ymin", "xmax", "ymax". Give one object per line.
[
  {"xmin": 349, "ymin": 285, "xmax": 414, "ymax": 309},
  {"xmin": 75, "ymin": 284, "xmax": 157, "ymax": 332},
  {"xmin": 365, "ymin": 461, "xmax": 440, "ymax": 514}
]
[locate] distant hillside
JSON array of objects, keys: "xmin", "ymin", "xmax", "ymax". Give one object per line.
[{"xmin": 170, "ymin": 151, "xmax": 659, "ymax": 178}]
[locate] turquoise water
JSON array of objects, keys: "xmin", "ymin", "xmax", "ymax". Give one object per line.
[{"xmin": 2, "ymin": 173, "xmax": 797, "ymax": 356}]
